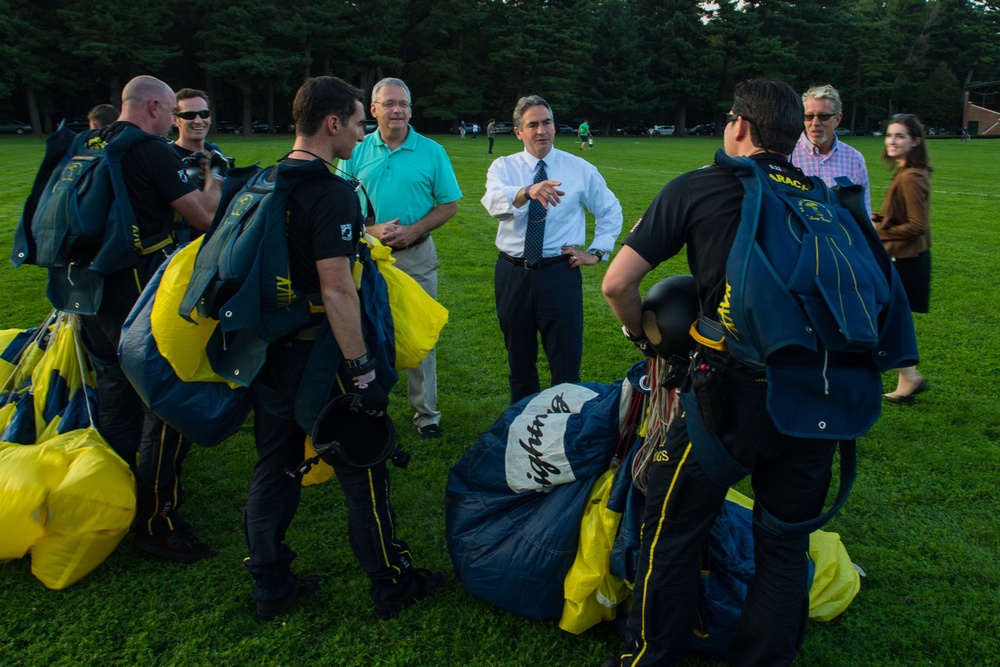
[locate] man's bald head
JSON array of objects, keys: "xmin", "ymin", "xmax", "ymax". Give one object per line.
[{"xmin": 120, "ymin": 75, "xmax": 177, "ymax": 136}]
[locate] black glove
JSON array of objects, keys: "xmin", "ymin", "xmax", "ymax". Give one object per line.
[
  {"xmin": 353, "ymin": 376, "xmax": 388, "ymax": 417},
  {"xmin": 622, "ymin": 324, "xmax": 657, "ymax": 358},
  {"xmin": 344, "ymin": 353, "xmax": 387, "ymax": 417}
]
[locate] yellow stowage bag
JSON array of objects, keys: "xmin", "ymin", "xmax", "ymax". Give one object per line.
[
  {"xmin": 300, "ymin": 435, "xmax": 335, "ymax": 487},
  {"xmin": 559, "ymin": 468, "xmax": 631, "ymax": 634},
  {"xmin": 31, "ymin": 428, "xmax": 136, "ymax": 590},
  {"xmin": 362, "ymin": 236, "xmax": 448, "ymax": 371},
  {"xmin": 807, "ymin": 529, "xmax": 862, "ymax": 621},
  {"xmin": 150, "ymin": 238, "xmax": 240, "ymax": 388},
  {"xmin": 0, "ymin": 428, "xmax": 136, "ymax": 589}
]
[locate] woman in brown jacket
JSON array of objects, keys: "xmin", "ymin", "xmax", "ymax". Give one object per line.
[{"xmin": 873, "ymin": 113, "xmax": 932, "ymax": 403}]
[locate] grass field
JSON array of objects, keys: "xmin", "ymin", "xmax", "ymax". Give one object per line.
[{"xmin": 1, "ymin": 132, "xmax": 999, "ymax": 666}]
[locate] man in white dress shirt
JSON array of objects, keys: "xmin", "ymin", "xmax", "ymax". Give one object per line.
[{"xmin": 481, "ymin": 95, "xmax": 623, "ymax": 403}]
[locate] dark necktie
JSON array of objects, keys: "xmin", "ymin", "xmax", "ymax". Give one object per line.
[{"xmin": 524, "ymin": 159, "xmax": 547, "ymax": 264}]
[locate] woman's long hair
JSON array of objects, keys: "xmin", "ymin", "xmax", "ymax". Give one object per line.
[{"xmin": 882, "ymin": 113, "xmax": 933, "ymax": 173}]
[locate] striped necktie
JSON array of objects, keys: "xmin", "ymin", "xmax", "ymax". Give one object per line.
[{"xmin": 524, "ymin": 159, "xmax": 547, "ymax": 264}]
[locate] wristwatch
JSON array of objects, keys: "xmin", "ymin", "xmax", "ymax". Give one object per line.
[{"xmin": 588, "ymin": 249, "xmax": 606, "ymax": 261}]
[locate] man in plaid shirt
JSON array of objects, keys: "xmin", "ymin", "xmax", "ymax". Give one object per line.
[{"xmin": 791, "ymin": 84, "xmax": 872, "ymax": 220}]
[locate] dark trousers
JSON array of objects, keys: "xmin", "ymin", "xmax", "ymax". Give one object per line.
[
  {"xmin": 622, "ymin": 363, "xmax": 837, "ymax": 667},
  {"xmin": 80, "ymin": 264, "xmax": 193, "ymax": 536},
  {"xmin": 245, "ymin": 339, "xmax": 411, "ymax": 601},
  {"xmin": 488, "ymin": 137, "xmax": 495, "ymax": 153},
  {"xmin": 494, "ymin": 255, "xmax": 583, "ymax": 404}
]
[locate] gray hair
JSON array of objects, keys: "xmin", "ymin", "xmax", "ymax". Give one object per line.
[
  {"xmin": 513, "ymin": 95, "xmax": 553, "ymax": 128},
  {"xmin": 802, "ymin": 84, "xmax": 842, "ymax": 115},
  {"xmin": 372, "ymin": 77, "xmax": 411, "ymax": 103}
]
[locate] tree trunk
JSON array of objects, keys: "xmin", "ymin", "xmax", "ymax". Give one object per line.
[
  {"xmin": 26, "ymin": 86, "xmax": 42, "ymax": 136},
  {"xmin": 304, "ymin": 44, "xmax": 312, "ymax": 80},
  {"xmin": 205, "ymin": 70, "xmax": 216, "ymax": 134},
  {"xmin": 110, "ymin": 76, "xmax": 123, "ymax": 109},
  {"xmin": 675, "ymin": 100, "xmax": 687, "ymax": 137},
  {"xmin": 267, "ymin": 81, "xmax": 275, "ymax": 132},
  {"xmin": 243, "ymin": 90, "xmax": 253, "ymax": 135}
]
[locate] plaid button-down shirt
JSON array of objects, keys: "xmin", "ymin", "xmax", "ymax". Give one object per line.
[{"xmin": 791, "ymin": 132, "xmax": 872, "ymax": 220}]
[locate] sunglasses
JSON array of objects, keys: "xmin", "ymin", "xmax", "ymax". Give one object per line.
[
  {"xmin": 175, "ymin": 110, "xmax": 211, "ymax": 120},
  {"xmin": 804, "ymin": 113, "xmax": 838, "ymax": 122}
]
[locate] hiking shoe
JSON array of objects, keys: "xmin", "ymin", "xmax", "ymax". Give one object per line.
[
  {"xmin": 135, "ymin": 528, "xmax": 217, "ymax": 563},
  {"xmin": 418, "ymin": 424, "xmax": 442, "ymax": 440},
  {"xmin": 373, "ymin": 568, "xmax": 447, "ymax": 620},
  {"xmin": 256, "ymin": 573, "xmax": 325, "ymax": 623}
]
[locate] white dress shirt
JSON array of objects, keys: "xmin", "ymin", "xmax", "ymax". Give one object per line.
[{"xmin": 481, "ymin": 147, "xmax": 623, "ymax": 259}]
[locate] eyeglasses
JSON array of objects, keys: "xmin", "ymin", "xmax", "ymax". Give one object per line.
[
  {"xmin": 726, "ymin": 112, "xmax": 752, "ymax": 124},
  {"xmin": 375, "ymin": 101, "xmax": 410, "ymax": 110},
  {"xmin": 175, "ymin": 110, "xmax": 212, "ymax": 120},
  {"xmin": 804, "ymin": 113, "xmax": 838, "ymax": 122}
]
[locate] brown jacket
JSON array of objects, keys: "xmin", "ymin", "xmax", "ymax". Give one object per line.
[{"xmin": 873, "ymin": 166, "xmax": 931, "ymax": 259}]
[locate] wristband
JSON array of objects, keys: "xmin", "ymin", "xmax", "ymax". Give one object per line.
[
  {"xmin": 622, "ymin": 324, "xmax": 645, "ymax": 342},
  {"xmin": 344, "ymin": 353, "xmax": 377, "ymax": 377},
  {"xmin": 525, "ymin": 184, "xmax": 534, "ymax": 201}
]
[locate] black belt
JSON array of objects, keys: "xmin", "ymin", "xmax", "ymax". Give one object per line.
[
  {"xmin": 397, "ymin": 233, "xmax": 431, "ymax": 251},
  {"xmin": 499, "ymin": 251, "xmax": 570, "ymax": 270}
]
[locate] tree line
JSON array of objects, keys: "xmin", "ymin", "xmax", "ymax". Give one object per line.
[{"xmin": 2, "ymin": 0, "xmax": 998, "ymax": 136}]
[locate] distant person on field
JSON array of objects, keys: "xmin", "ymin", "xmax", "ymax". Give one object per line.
[
  {"xmin": 791, "ymin": 84, "xmax": 872, "ymax": 219},
  {"xmin": 459, "ymin": 120, "xmax": 467, "ymax": 138},
  {"xmin": 87, "ymin": 104, "xmax": 119, "ymax": 130},
  {"xmin": 487, "ymin": 118, "xmax": 496, "ymax": 154},
  {"xmin": 578, "ymin": 119, "xmax": 590, "ymax": 151},
  {"xmin": 473, "ymin": 122, "xmax": 479, "ymax": 138},
  {"xmin": 961, "ymin": 127, "xmax": 970, "ymax": 141}
]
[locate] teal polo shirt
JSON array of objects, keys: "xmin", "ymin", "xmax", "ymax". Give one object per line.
[{"xmin": 339, "ymin": 125, "xmax": 462, "ymax": 227}]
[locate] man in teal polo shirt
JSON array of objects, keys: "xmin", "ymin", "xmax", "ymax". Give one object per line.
[{"xmin": 339, "ymin": 77, "xmax": 462, "ymax": 440}]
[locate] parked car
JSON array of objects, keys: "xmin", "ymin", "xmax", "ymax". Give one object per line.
[
  {"xmin": 926, "ymin": 127, "xmax": 950, "ymax": 135},
  {"xmin": 689, "ymin": 123, "xmax": 716, "ymax": 136},
  {"xmin": 364, "ymin": 119, "xmax": 378, "ymax": 134},
  {"xmin": 616, "ymin": 124, "xmax": 647, "ymax": 136},
  {"xmin": 853, "ymin": 127, "xmax": 868, "ymax": 136},
  {"xmin": 556, "ymin": 123, "xmax": 577, "ymax": 135},
  {"xmin": 0, "ymin": 119, "xmax": 32, "ymax": 134},
  {"xmin": 64, "ymin": 116, "xmax": 91, "ymax": 132},
  {"xmin": 834, "ymin": 127, "xmax": 851, "ymax": 136},
  {"xmin": 215, "ymin": 121, "xmax": 245, "ymax": 135},
  {"xmin": 649, "ymin": 125, "xmax": 675, "ymax": 136},
  {"xmin": 872, "ymin": 130, "xmax": 883, "ymax": 137},
  {"xmin": 492, "ymin": 121, "xmax": 514, "ymax": 135}
]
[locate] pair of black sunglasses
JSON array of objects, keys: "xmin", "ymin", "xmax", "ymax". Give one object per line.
[{"xmin": 175, "ymin": 110, "xmax": 211, "ymax": 120}]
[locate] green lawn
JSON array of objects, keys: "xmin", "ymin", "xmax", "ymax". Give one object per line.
[{"xmin": 1, "ymin": 133, "xmax": 999, "ymax": 666}]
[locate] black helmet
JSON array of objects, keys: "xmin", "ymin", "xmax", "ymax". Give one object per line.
[
  {"xmin": 311, "ymin": 393, "xmax": 398, "ymax": 468},
  {"xmin": 641, "ymin": 274, "xmax": 699, "ymax": 359}
]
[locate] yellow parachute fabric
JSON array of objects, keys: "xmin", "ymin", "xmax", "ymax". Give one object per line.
[
  {"xmin": 150, "ymin": 238, "xmax": 241, "ymax": 389},
  {"xmin": 361, "ymin": 235, "xmax": 448, "ymax": 371},
  {"xmin": 559, "ymin": 468, "xmax": 631, "ymax": 634},
  {"xmin": 558, "ymin": 485, "xmax": 860, "ymax": 634},
  {"xmin": 0, "ymin": 440, "xmax": 67, "ymax": 560},
  {"xmin": 1, "ymin": 327, "xmax": 46, "ymax": 394},
  {"xmin": 30, "ymin": 315, "xmax": 96, "ymax": 443}
]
